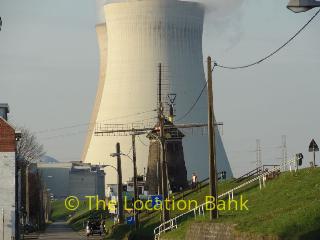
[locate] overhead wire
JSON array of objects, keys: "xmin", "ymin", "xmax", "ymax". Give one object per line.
[
  {"xmin": 176, "ymin": 81, "xmax": 207, "ymax": 122},
  {"xmin": 215, "ymin": 9, "xmax": 320, "ymax": 70},
  {"xmin": 35, "ymin": 109, "xmax": 157, "ymax": 134},
  {"xmin": 175, "ymin": 10, "xmax": 320, "ymax": 124},
  {"xmin": 138, "ymin": 135, "xmax": 149, "ymax": 147},
  {"xmin": 39, "ymin": 116, "xmax": 158, "ymax": 141}
]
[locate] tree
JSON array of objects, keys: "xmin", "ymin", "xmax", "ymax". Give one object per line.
[
  {"xmin": 16, "ymin": 127, "xmax": 45, "ymax": 225},
  {"xmin": 16, "ymin": 127, "xmax": 45, "ymax": 163}
]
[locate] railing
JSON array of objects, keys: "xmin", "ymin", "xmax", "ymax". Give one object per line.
[
  {"xmin": 142, "ymin": 175, "xmax": 222, "ymax": 218},
  {"xmin": 234, "ymin": 167, "xmax": 262, "ymax": 183},
  {"xmin": 172, "ymin": 172, "xmax": 225, "ymax": 202},
  {"xmin": 234, "ymin": 164, "xmax": 280, "ymax": 183},
  {"xmin": 154, "ymin": 158, "xmax": 297, "ymax": 240}
]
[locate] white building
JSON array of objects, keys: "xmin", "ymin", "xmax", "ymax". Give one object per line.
[{"xmin": 0, "ymin": 104, "xmax": 17, "ymax": 240}]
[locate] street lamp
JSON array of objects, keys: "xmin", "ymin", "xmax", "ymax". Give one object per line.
[
  {"xmin": 110, "ymin": 149, "xmax": 139, "ymax": 229},
  {"xmin": 287, "ymin": 0, "xmax": 320, "ymax": 13},
  {"xmin": 102, "ymin": 164, "xmax": 123, "ymax": 222},
  {"xmin": 109, "ymin": 143, "xmax": 124, "ymax": 223},
  {"xmin": 103, "ymin": 164, "xmax": 118, "ymax": 173}
]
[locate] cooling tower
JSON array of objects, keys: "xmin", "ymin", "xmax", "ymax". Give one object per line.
[{"xmin": 82, "ymin": 0, "xmax": 233, "ymax": 188}]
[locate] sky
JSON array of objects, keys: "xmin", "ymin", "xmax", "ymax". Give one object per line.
[{"xmin": 0, "ymin": 0, "xmax": 319, "ymax": 177}]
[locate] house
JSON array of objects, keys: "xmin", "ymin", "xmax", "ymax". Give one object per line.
[{"xmin": 0, "ymin": 103, "xmax": 19, "ymax": 240}]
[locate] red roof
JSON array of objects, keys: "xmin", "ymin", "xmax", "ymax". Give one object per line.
[{"xmin": 0, "ymin": 117, "xmax": 16, "ymax": 152}]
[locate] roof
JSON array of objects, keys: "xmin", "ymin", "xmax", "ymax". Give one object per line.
[
  {"xmin": 147, "ymin": 118, "xmax": 185, "ymax": 140},
  {"xmin": 0, "ymin": 116, "xmax": 16, "ymax": 131}
]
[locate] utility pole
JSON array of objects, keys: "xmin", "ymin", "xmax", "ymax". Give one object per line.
[
  {"xmin": 281, "ymin": 135, "xmax": 287, "ymax": 170},
  {"xmin": 26, "ymin": 164, "xmax": 30, "ymax": 224},
  {"xmin": 157, "ymin": 64, "xmax": 163, "ymax": 197},
  {"xmin": 131, "ymin": 134, "xmax": 139, "ymax": 228},
  {"xmin": 207, "ymin": 56, "xmax": 218, "ymax": 220},
  {"xmin": 256, "ymin": 139, "xmax": 262, "ymax": 170},
  {"xmin": 15, "ymin": 134, "xmax": 21, "ymax": 240},
  {"xmin": 2, "ymin": 208, "xmax": 4, "ymax": 240},
  {"xmin": 116, "ymin": 143, "xmax": 124, "ymax": 224},
  {"xmin": 158, "ymin": 63, "xmax": 170, "ymax": 222},
  {"xmin": 157, "ymin": 146, "xmax": 162, "ymax": 195}
]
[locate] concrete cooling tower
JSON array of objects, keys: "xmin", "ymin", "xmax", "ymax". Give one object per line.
[{"xmin": 82, "ymin": 0, "xmax": 233, "ymax": 189}]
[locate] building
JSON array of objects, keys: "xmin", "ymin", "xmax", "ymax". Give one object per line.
[
  {"xmin": 0, "ymin": 104, "xmax": 18, "ymax": 240},
  {"xmin": 37, "ymin": 162, "xmax": 105, "ymax": 200},
  {"xmin": 82, "ymin": 0, "xmax": 233, "ymax": 190}
]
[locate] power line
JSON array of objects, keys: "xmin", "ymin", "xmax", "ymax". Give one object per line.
[
  {"xmin": 38, "ymin": 117, "xmax": 158, "ymax": 141},
  {"xmin": 215, "ymin": 9, "xmax": 320, "ymax": 70},
  {"xmin": 137, "ymin": 135, "xmax": 148, "ymax": 147},
  {"xmin": 176, "ymin": 81, "xmax": 207, "ymax": 122},
  {"xmin": 35, "ymin": 109, "xmax": 157, "ymax": 134},
  {"xmin": 39, "ymin": 130, "xmax": 89, "ymax": 141}
]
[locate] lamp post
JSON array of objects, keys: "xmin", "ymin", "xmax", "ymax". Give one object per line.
[
  {"xmin": 287, "ymin": 0, "xmax": 320, "ymax": 13},
  {"xmin": 111, "ymin": 147, "xmax": 139, "ymax": 229},
  {"xmin": 102, "ymin": 163, "xmax": 123, "ymax": 223},
  {"xmin": 109, "ymin": 143, "xmax": 124, "ymax": 224},
  {"xmin": 104, "ymin": 164, "xmax": 118, "ymax": 173}
]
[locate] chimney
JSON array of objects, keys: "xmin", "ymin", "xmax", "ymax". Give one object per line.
[{"xmin": 0, "ymin": 103, "xmax": 10, "ymax": 121}]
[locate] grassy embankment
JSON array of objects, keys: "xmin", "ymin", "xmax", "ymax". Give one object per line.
[
  {"xmin": 163, "ymin": 167, "xmax": 320, "ymax": 240},
  {"xmin": 51, "ymin": 168, "xmax": 320, "ymax": 239},
  {"xmin": 106, "ymin": 179, "xmax": 239, "ymax": 239}
]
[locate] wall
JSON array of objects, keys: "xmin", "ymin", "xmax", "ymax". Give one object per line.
[
  {"xmin": 0, "ymin": 118, "xmax": 16, "ymax": 240},
  {"xmin": 181, "ymin": 222, "xmax": 280, "ymax": 240},
  {"xmin": 69, "ymin": 170, "xmax": 101, "ymax": 199},
  {"xmin": 37, "ymin": 163, "xmax": 105, "ymax": 200},
  {"xmin": 38, "ymin": 165, "xmax": 71, "ymax": 199},
  {"xmin": 0, "ymin": 152, "xmax": 16, "ymax": 240}
]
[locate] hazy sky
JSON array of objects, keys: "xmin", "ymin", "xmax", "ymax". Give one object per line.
[{"xmin": 0, "ymin": 0, "xmax": 319, "ymax": 177}]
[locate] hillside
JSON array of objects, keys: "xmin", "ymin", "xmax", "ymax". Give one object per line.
[
  {"xmin": 41, "ymin": 155, "xmax": 59, "ymax": 163},
  {"xmin": 162, "ymin": 167, "xmax": 320, "ymax": 240},
  {"xmin": 56, "ymin": 167, "xmax": 320, "ymax": 239}
]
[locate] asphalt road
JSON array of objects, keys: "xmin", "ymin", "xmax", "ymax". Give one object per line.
[{"xmin": 33, "ymin": 221, "xmax": 104, "ymax": 240}]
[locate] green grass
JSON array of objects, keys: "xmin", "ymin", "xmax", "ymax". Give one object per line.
[
  {"xmin": 50, "ymin": 200, "xmax": 90, "ymax": 222},
  {"xmin": 51, "ymin": 168, "xmax": 320, "ymax": 239},
  {"xmin": 106, "ymin": 179, "xmax": 238, "ymax": 239},
  {"xmin": 162, "ymin": 167, "xmax": 320, "ymax": 240},
  {"xmin": 50, "ymin": 200, "xmax": 72, "ymax": 221}
]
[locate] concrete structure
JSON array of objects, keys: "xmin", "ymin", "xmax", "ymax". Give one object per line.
[
  {"xmin": 83, "ymin": 0, "xmax": 233, "ymax": 188},
  {"xmin": 37, "ymin": 162, "xmax": 105, "ymax": 200},
  {"xmin": 0, "ymin": 104, "xmax": 17, "ymax": 240},
  {"xmin": 69, "ymin": 164, "xmax": 105, "ymax": 199}
]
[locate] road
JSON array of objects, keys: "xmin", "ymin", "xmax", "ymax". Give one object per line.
[{"xmin": 23, "ymin": 221, "xmax": 104, "ymax": 240}]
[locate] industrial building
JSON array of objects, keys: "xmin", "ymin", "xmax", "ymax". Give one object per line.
[
  {"xmin": 82, "ymin": 0, "xmax": 233, "ymax": 192},
  {"xmin": 37, "ymin": 162, "xmax": 105, "ymax": 200}
]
